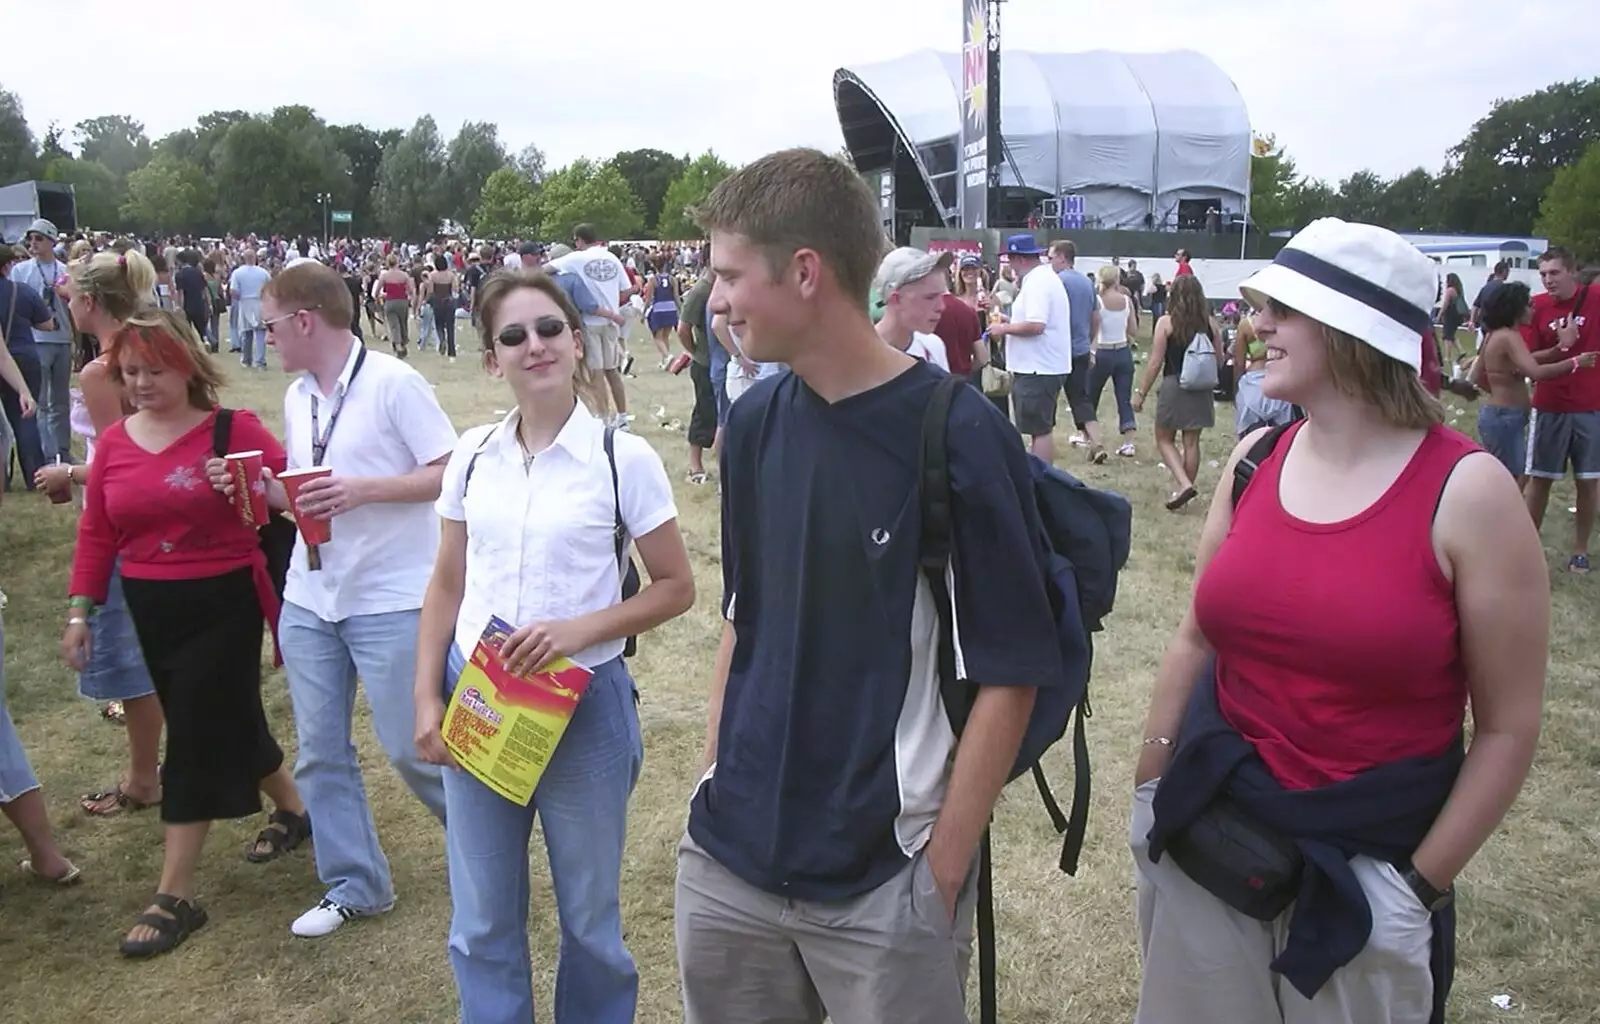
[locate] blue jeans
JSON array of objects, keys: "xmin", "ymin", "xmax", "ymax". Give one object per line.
[
  {"xmin": 419, "ymin": 303, "xmax": 438, "ymax": 350},
  {"xmin": 442, "ymin": 647, "xmax": 643, "ymax": 1024},
  {"xmin": 0, "ymin": 608, "xmax": 41, "ymax": 804},
  {"xmin": 1, "ymin": 348, "xmax": 45, "ymax": 488},
  {"xmin": 229, "ymin": 304, "xmax": 241, "ymax": 351},
  {"xmin": 1089, "ymin": 345, "xmax": 1138, "ymax": 434},
  {"xmin": 239, "ymin": 327, "xmax": 267, "ymax": 368},
  {"xmin": 279, "ymin": 602, "xmax": 446, "ymax": 913},
  {"xmin": 1479, "ymin": 405, "xmax": 1530, "ymax": 479},
  {"xmin": 35, "ymin": 343, "xmax": 72, "ymax": 460}
]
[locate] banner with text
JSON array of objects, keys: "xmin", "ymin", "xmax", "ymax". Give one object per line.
[{"xmin": 960, "ymin": 0, "xmax": 990, "ymax": 229}]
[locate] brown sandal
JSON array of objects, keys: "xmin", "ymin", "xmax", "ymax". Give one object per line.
[{"xmin": 81, "ymin": 783, "xmax": 158, "ymax": 817}]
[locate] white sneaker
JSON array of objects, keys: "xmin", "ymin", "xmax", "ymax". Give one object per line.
[
  {"xmin": 291, "ymin": 898, "xmax": 374, "ymax": 938},
  {"xmin": 1068, "ymin": 433, "xmax": 1090, "ymax": 448}
]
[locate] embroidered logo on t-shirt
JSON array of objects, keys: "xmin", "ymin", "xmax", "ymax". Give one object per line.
[{"xmin": 870, "ymin": 528, "xmax": 891, "ymax": 546}]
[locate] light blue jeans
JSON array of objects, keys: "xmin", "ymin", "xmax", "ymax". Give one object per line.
[
  {"xmin": 278, "ymin": 602, "xmax": 446, "ymax": 913},
  {"xmin": 442, "ymin": 646, "xmax": 643, "ymax": 1024},
  {"xmin": 0, "ymin": 609, "xmax": 41, "ymax": 804},
  {"xmin": 35, "ymin": 342, "xmax": 72, "ymax": 460},
  {"xmin": 418, "ymin": 302, "xmax": 438, "ymax": 350},
  {"xmin": 239, "ymin": 327, "xmax": 268, "ymax": 368}
]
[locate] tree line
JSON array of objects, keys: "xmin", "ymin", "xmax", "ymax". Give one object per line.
[
  {"xmin": 1, "ymin": 76, "xmax": 1596, "ymax": 258},
  {"xmin": 0, "ymin": 92, "xmax": 735, "ymax": 242},
  {"xmin": 1248, "ymin": 77, "xmax": 1600, "ymax": 260}
]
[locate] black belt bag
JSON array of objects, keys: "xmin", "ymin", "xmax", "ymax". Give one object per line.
[{"xmin": 1164, "ymin": 796, "xmax": 1304, "ymax": 921}]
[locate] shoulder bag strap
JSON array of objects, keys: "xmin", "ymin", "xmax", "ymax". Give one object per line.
[
  {"xmin": 212, "ymin": 407, "xmax": 234, "ymax": 458},
  {"xmin": 604, "ymin": 425, "xmax": 625, "ymax": 567},
  {"xmin": 1231, "ymin": 421, "xmax": 1295, "ymax": 510}
]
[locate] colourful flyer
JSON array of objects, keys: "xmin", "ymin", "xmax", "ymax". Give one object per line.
[{"xmin": 441, "ymin": 616, "xmax": 594, "ymax": 804}]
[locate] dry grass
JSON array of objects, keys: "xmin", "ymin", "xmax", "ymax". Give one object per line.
[{"xmin": 0, "ymin": 318, "xmax": 1595, "ymax": 1023}]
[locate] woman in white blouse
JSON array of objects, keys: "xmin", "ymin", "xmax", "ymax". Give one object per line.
[{"xmin": 413, "ymin": 269, "xmax": 694, "ymax": 1024}]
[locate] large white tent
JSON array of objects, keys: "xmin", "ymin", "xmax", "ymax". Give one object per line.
[{"xmin": 834, "ymin": 49, "xmax": 1252, "ymax": 230}]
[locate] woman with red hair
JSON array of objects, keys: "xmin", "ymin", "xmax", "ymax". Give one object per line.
[{"xmin": 61, "ymin": 309, "xmax": 309, "ymax": 959}]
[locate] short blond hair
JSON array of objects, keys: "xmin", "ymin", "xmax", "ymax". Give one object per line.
[
  {"xmin": 693, "ymin": 147, "xmax": 886, "ymax": 304},
  {"xmin": 263, "ymin": 262, "xmax": 352, "ymax": 331}
]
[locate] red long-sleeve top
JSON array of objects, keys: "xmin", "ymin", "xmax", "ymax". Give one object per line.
[{"xmin": 70, "ymin": 409, "xmax": 286, "ymax": 648}]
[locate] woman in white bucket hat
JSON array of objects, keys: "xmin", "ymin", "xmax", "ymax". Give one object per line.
[{"xmin": 1128, "ymin": 219, "xmax": 1548, "ymax": 1024}]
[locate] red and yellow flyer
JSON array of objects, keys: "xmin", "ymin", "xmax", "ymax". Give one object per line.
[{"xmin": 441, "ymin": 616, "xmax": 594, "ymax": 804}]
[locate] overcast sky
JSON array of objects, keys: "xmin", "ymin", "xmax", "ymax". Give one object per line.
[{"xmin": 10, "ymin": 0, "xmax": 1592, "ymax": 184}]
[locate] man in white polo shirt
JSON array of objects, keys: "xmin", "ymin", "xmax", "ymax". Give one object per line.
[
  {"xmin": 873, "ymin": 246, "xmax": 952, "ymax": 370},
  {"xmin": 229, "ymin": 263, "xmax": 457, "ymax": 937},
  {"xmin": 989, "ymin": 233, "xmax": 1073, "ymax": 462}
]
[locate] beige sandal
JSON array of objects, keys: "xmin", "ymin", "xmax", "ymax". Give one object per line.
[{"xmin": 20, "ymin": 858, "xmax": 82, "ymax": 886}]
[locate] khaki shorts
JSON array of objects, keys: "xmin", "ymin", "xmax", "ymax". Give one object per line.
[{"xmin": 583, "ymin": 320, "xmax": 625, "ymax": 371}]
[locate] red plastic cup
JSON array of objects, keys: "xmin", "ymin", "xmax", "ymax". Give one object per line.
[
  {"xmin": 278, "ymin": 466, "xmax": 333, "ymax": 547},
  {"xmin": 224, "ymin": 450, "xmax": 268, "ymax": 527},
  {"xmin": 668, "ymin": 352, "xmax": 692, "ymax": 375}
]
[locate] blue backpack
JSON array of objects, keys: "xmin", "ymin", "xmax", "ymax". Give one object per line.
[{"xmin": 917, "ymin": 372, "xmax": 1132, "ymax": 1024}]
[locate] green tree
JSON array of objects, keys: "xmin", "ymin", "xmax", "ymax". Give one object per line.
[
  {"xmin": 121, "ymin": 154, "xmax": 214, "ymax": 234},
  {"xmin": 442, "ymin": 122, "xmax": 508, "ymax": 225},
  {"xmin": 1280, "ymin": 177, "xmax": 1340, "ymax": 230},
  {"xmin": 1536, "ymin": 140, "xmax": 1600, "ymax": 263},
  {"xmin": 537, "ymin": 159, "xmax": 644, "ymax": 240},
  {"xmin": 373, "ymin": 116, "xmax": 448, "ymax": 239},
  {"xmin": 329, "ymin": 123, "xmax": 388, "ymax": 230},
  {"xmin": 1332, "ymin": 170, "xmax": 1387, "ymax": 225},
  {"xmin": 607, "ymin": 148, "xmax": 687, "ymax": 232},
  {"xmin": 657, "ymin": 151, "xmax": 735, "ymax": 239},
  {"xmin": 513, "ymin": 143, "xmax": 547, "ymax": 186},
  {"xmin": 43, "ymin": 156, "xmax": 123, "ymax": 230},
  {"xmin": 214, "ymin": 119, "xmax": 325, "ymax": 234},
  {"xmin": 71, "ymin": 114, "xmax": 152, "ymax": 183},
  {"xmin": 1437, "ymin": 77, "xmax": 1600, "ymax": 236},
  {"xmin": 471, "ymin": 166, "xmax": 540, "ymax": 239},
  {"xmin": 1246, "ymin": 134, "xmax": 1299, "ymax": 232},
  {"xmin": 39, "ymin": 121, "xmax": 69, "ymax": 162},
  {"xmin": 0, "ymin": 85, "xmax": 38, "ymax": 184},
  {"xmin": 1373, "ymin": 168, "xmax": 1441, "ymax": 232}
]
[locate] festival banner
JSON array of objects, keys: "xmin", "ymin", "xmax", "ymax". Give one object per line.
[
  {"xmin": 441, "ymin": 616, "xmax": 594, "ymax": 804},
  {"xmin": 960, "ymin": 0, "xmax": 990, "ymax": 229}
]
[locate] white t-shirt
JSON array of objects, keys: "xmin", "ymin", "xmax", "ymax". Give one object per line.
[
  {"xmin": 502, "ymin": 252, "xmax": 522, "ymax": 270},
  {"xmin": 907, "ymin": 331, "xmax": 950, "ymax": 371},
  {"xmin": 548, "ymin": 246, "xmax": 628, "ymax": 325},
  {"xmin": 1006, "ymin": 264, "xmax": 1073, "ymax": 375},
  {"xmin": 282, "ymin": 342, "xmax": 459, "ymax": 622},
  {"xmin": 436, "ymin": 403, "xmax": 677, "ymax": 668}
]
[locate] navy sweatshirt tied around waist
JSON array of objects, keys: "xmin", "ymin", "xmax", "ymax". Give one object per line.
[{"xmin": 1146, "ymin": 663, "xmax": 1463, "ymax": 1024}]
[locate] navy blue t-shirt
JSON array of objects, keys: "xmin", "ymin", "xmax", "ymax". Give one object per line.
[
  {"xmin": 689, "ymin": 359, "xmax": 1065, "ymax": 902},
  {"xmin": 0, "ymin": 278, "xmax": 52, "ymax": 357}
]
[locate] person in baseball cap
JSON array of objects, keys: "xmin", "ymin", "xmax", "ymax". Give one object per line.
[{"xmin": 1131, "ymin": 216, "xmax": 1550, "ymax": 1024}]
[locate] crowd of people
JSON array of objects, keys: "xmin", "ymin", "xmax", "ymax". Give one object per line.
[{"xmin": 0, "ymin": 141, "xmax": 1582, "ymax": 1024}]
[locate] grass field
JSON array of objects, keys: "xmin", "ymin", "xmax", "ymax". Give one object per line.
[{"xmin": 1, "ymin": 317, "xmax": 1596, "ymax": 1024}]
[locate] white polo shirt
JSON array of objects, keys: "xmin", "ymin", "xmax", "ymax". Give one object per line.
[
  {"xmin": 907, "ymin": 331, "xmax": 950, "ymax": 370},
  {"xmin": 436, "ymin": 402, "xmax": 677, "ymax": 668},
  {"xmin": 1006, "ymin": 263, "xmax": 1074, "ymax": 375},
  {"xmin": 282, "ymin": 340, "xmax": 458, "ymax": 622}
]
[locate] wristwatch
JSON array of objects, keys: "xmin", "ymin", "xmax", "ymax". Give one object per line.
[{"xmin": 1401, "ymin": 864, "xmax": 1454, "ymax": 912}]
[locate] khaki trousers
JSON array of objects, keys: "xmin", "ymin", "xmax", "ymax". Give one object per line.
[{"xmin": 1130, "ymin": 779, "xmax": 1436, "ymax": 1024}]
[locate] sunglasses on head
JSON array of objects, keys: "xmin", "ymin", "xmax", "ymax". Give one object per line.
[{"xmin": 496, "ymin": 316, "xmax": 570, "ymax": 347}]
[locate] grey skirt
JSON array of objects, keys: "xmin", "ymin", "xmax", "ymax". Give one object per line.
[{"xmin": 1155, "ymin": 374, "xmax": 1215, "ymax": 432}]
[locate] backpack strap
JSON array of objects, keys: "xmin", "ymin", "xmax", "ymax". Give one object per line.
[
  {"xmin": 460, "ymin": 424, "xmax": 496, "ymax": 499},
  {"xmin": 212, "ymin": 407, "xmax": 234, "ymax": 458},
  {"xmin": 917, "ymin": 373, "xmax": 1003, "ymax": 1024},
  {"xmin": 916, "ymin": 372, "xmax": 967, "ymax": 733},
  {"xmin": 604, "ymin": 425, "xmax": 626, "ymax": 569},
  {"xmin": 1230, "ymin": 421, "xmax": 1296, "ymax": 509}
]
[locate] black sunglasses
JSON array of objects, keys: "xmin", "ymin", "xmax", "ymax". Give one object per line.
[{"xmin": 497, "ymin": 316, "xmax": 570, "ymax": 347}]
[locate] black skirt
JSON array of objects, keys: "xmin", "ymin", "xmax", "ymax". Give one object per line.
[{"xmin": 121, "ymin": 568, "xmax": 284, "ymax": 824}]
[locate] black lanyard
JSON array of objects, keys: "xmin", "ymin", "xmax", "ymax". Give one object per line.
[{"xmin": 309, "ymin": 346, "xmax": 367, "ymax": 466}]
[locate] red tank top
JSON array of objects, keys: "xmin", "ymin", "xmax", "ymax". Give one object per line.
[
  {"xmin": 381, "ymin": 278, "xmax": 409, "ymax": 301},
  {"xmin": 1193, "ymin": 421, "xmax": 1476, "ymax": 790}
]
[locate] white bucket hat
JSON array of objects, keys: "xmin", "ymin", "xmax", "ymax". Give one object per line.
[{"xmin": 1239, "ymin": 218, "xmax": 1437, "ymax": 372}]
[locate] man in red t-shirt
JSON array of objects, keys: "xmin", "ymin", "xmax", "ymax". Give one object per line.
[
  {"xmin": 1522, "ymin": 246, "xmax": 1600, "ymax": 573},
  {"xmin": 933, "ymin": 289, "xmax": 984, "ymax": 377},
  {"xmin": 1174, "ymin": 249, "xmax": 1194, "ymax": 277}
]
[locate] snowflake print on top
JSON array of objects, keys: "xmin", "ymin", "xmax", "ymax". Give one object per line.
[{"xmin": 165, "ymin": 463, "xmax": 204, "ymax": 491}]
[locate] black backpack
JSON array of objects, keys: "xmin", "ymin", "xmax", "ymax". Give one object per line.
[
  {"xmin": 918, "ymin": 373, "xmax": 1132, "ymax": 1024},
  {"xmin": 1230, "ymin": 418, "xmax": 1304, "ymax": 509},
  {"xmin": 462, "ymin": 423, "xmax": 642, "ymax": 656}
]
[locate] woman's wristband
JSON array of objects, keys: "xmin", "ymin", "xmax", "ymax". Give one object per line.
[{"xmin": 69, "ymin": 595, "xmax": 94, "ymax": 611}]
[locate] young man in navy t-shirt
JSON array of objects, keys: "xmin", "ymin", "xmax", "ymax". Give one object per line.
[{"xmin": 674, "ymin": 148, "xmax": 1065, "ymax": 1024}]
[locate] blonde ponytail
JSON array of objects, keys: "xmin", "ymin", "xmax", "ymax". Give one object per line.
[{"xmin": 71, "ymin": 248, "xmax": 158, "ymax": 323}]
